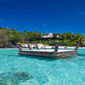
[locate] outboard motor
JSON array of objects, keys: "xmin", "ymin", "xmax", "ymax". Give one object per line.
[
  {"xmin": 55, "ymin": 41, "xmax": 59, "ymax": 51},
  {"xmin": 74, "ymin": 43, "xmax": 79, "ymax": 50},
  {"xmin": 36, "ymin": 45, "xmax": 40, "ymax": 50}
]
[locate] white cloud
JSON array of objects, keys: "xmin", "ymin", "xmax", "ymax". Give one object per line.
[
  {"xmin": 0, "ymin": 0, "xmax": 9, "ymax": 2},
  {"xmin": 0, "ymin": 18, "xmax": 3, "ymax": 22},
  {"xmin": 44, "ymin": 29, "xmax": 47, "ymax": 31},
  {"xmin": 50, "ymin": 29, "xmax": 53, "ymax": 31},
  {"xmin": 43, "ymin": 23, "xmax": 45, "ymax": 25},
  {"xmin": 80, "ymin": 11, "xmax": 85, "ymax": 16}
]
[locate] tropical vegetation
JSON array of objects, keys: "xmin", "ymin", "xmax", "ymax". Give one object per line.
[{"xmin": 0, "ymin": 27, "xmax": 85, "ymax": 47}]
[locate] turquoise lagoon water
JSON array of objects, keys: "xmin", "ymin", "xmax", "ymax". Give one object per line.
[{"xmin": 0, "ymin": 49, "xmax": 85, "ymax": 85}]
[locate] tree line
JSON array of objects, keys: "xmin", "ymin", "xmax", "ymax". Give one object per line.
[{"xmin": 0, "ymin": 27, "xmax": 85, "ymax": 46}]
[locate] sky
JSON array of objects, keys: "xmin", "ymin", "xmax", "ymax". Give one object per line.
[{"xmin": 0, "ymin": 0, "xmax": 85, "ymax": 35}]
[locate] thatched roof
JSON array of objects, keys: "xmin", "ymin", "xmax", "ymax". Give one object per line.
[
  {"xmin": 43, "ymin": 32, "xmax": 61, "ymax": 38},
  {"xmin": 56, "ymin": 35, "xmax": 61, "ymax": 38},
  {"xmin": 43, "ymin": 32, "xmax": 53, "ymax": 38}
]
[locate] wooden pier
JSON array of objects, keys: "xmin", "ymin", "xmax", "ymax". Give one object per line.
[{"xmin": 18, "ymin": 41, "xmax": 79, "ymax": 58}]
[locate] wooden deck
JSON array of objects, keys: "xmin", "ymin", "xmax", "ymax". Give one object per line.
[
  {"xmin": 18, "ymin": 49, "xmax": 77, "ymax": 58},
  {"xmin": 18, "ymin": 41, "xmax": 79, "ymax": 58}
]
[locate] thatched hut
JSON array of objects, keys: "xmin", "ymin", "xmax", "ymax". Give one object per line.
[{"xmin": 42, "ymin": 32, "xmax": 61, "ymax": 41}]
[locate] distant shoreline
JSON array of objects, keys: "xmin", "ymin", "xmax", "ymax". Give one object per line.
[{"xmin": 0, "ymin": 46, "xmax": 85, "ymax": 49}]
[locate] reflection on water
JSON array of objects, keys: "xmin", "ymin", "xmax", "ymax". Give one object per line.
[{"xmin": 78, "ymin": 54, "xmax": 85, "ymax": 56}]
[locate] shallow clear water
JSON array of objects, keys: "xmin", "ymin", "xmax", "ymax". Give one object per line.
[{"xmin": 0, "ymin": 49, "xmax": 85, "ymax": 85}]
